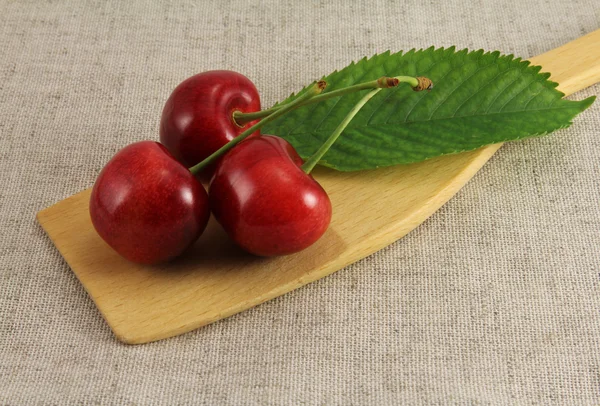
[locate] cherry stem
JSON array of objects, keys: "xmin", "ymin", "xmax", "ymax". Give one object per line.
[
  {"xmin": 189, "ymin": 81, "xmax": 326, "ymax": 176},
  {"xmin": 301, "ymin": 87, "xmax": 384, "ymax": 174},
  {"xmin": 233, "ymin": 76, "xmax": 424, "ymax": 126}
]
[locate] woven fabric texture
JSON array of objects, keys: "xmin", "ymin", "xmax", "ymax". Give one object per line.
[{"xmin": 1, "ymin": 0, "xmax": 599, "ymax": 404}]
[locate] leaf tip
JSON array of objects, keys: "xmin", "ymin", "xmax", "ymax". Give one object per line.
[{"xmin": 579, "ymin": 95, "xmax": 596, "ymax": 111}]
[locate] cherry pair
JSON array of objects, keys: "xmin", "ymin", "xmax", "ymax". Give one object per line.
[{"xmin": 89, "ymin": 134, "xmax": 327, "ymax": 263}]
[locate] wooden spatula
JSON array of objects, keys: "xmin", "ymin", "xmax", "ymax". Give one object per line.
[{"xmin": 37, "ymin": 30, "xmax": 600, "ymax": 344}]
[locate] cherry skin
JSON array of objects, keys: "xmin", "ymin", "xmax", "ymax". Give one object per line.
[
  {"xmin": 160, "ymin": 70, "xmax": 261, "ymax": 176},
  {"xmin": 89, "ymin": 141, "xmax": 210, "ymax": 264},
  {"xmin": 209, "ymin": 135, "xmax": 332, "ymax": 256}
]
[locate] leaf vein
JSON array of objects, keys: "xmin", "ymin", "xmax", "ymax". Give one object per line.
[
  {"xmin": 427, "ymin": 52, "xmax": 486, "ymax": 120},
  {"xmin": 450, "ymin": 66, "xmax": 511, "ymax": 117}
]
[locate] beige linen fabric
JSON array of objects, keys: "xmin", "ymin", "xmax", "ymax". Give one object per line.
[{"xmin": 1, "ymin": 0, "xmax": 599, "ymax": 404}]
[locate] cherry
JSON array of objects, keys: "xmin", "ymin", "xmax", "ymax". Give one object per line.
[
  {"xmin": 89, "ymin": 141, "xmax": 210, "ymax": 264},
  {"xmin": 209, "ymin": 135, "xmax": 332, "ymax": 256},
  {"xmin": 205, "ymin": 76, "xmax": 422, "ymax": 256},
  {"xmin": 159, "ymin": 70, "xmax": 261, "ymax": 175},
  {"xmin": 187, "ymin": 80, "xmax": 328, "ymax": 177}
]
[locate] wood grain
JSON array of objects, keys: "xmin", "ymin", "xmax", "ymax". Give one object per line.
[{"xmin": 37, "ymin": 30, "xmax": 600, "ymax": 344}]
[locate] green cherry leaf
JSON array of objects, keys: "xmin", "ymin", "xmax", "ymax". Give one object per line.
[{"xmin": 262, "ymin": 47, "xmax": 595, "ymax": 171}]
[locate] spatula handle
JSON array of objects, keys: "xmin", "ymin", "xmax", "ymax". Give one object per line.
[{"xmin": 530, "ymin": 29, "xmax": 600, "ymax": 96}]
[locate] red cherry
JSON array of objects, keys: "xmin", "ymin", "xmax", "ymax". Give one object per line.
[
  {"xmin": 159, "ymin": 70, "xmax": 261, "ymax": 175},
  {"xmin": 90, "ymin": 141, "xmax": 210, "ymax": 264},
  {"xmin": 209, "ymin": 135, "xmax": 332, "ymax": 256}
]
